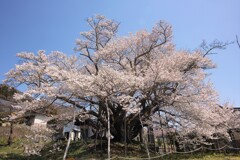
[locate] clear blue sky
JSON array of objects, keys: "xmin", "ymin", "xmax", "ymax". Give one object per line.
[{"xmin": 0, "ymin": 0, "xmax": 239, "ymax": 106}]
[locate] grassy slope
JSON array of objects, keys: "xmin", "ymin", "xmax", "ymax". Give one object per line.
[{"xmin": 1, "ymin": 139, "xmax": 240, "ymax": 160}]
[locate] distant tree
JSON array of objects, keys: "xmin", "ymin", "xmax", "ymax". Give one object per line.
[
  {"xmin": 0, "ymin": 84, "xmax": 17, "ymax": 100},
  {"xmin": 0, "ymin": 84, "xmax": 18, "ymax": 146},
  {"xmin": 4, "ymin": 15, "xmax": 238, "ymax": 146}
]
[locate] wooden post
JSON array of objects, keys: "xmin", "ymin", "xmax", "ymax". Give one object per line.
[
  {"xmin": 106, "ymin": 99, "xmax": 111, "ymax": 160},
  {"xmin": 7, "ymin": 122, "xmax": 13, "ymax": 146},
  {"xmin": 158, "ymin": 111, "xmax": 166, "ymax": 153},
  {"xmin": 63, "ymin": 105, "xmax": 76, "ymax": 160},
  {"xmin": 7, "ymin": 107, "xmax": 13, "ymax": 146},
  {"xmin": 124, "ymin": 113, "xmax": 127, "ymax": 157},
  {"xmin": 94, "ymin": 122, "xmax": 99, "ymax": 151},
  {"xmin": 217, "ymin": 138, "xmax": 221, "ymax": 153},
  {"xmin": 100, "ymin": 125, "xmax": 103, "ymax": 151},
  {"xmin": 139, "ymin": 112, "xmax": 150, "ymax": 159}
]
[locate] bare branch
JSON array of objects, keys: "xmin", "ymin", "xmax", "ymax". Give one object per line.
[
  {"xmin": 236, "ymin": 35, "xmax": 240, "ymax": 49},
  {"xmin": 200, "ymin": 40, "xmax": 233, "ymax": 57}
]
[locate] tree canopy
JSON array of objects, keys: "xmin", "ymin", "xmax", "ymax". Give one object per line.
[{"xmin": 4, "ymin": 15, "xmax": 239, "ymax": 142}]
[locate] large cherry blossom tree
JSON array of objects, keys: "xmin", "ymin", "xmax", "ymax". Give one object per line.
[{"xmin": 5, "ymin": 15, "xmax": 237, "ymax": 142}]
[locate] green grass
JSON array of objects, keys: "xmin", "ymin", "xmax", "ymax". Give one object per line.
[
  {"xmin": 1, "ymin": 139, "xmax": 240, "ymax": 160},
  {"xmin": 0, "ymin": 138, "xmax": 24, "ymax": 155},
  {"xmin": 1, "ymin": 125, "xmax": 240, "ymax": 159},
  {"xmin": 155, "ymin": 153, "xmax": 240, "ymax": 160}
]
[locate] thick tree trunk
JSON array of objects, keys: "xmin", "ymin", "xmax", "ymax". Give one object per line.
[
  {"xmin": 82, "ymin": 100, "xmax": 157, "ymax": 143},
  {"xmin": 111, "ymin": 115, "xmax": 142, "ymax": 143}
]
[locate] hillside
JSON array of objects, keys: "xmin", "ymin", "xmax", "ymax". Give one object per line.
[
  {"xmin": 0, "ymin": 84, "xmax": 19, "ymax": 122},
  {"xmin": 0, "ymin": 84, "xmax": 19, "ymax": 101},
  {"xmin": 1, "ymin": 140, "xmax": 240, "ymax": 160}
]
